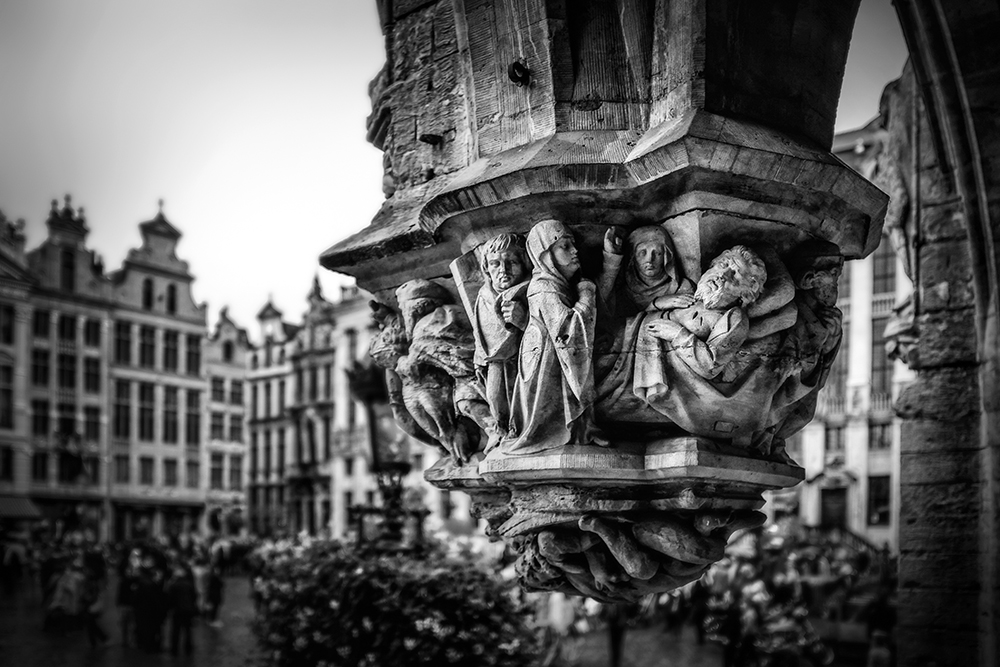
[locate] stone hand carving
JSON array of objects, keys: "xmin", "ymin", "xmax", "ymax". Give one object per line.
[
  {"xmin": 516, "ymin": 510, "xmax": 765, "ymax": 602},
  {"xmin": 500, "ymin": 220, "xmax": 607, "ymax": 456},
  {"xmin": 472, "ymin": 233, "xmax": 531, "ymax": 452},
  {"xmin": 368, "ymin": 280, "xmax": 494, "ymax": 463}
]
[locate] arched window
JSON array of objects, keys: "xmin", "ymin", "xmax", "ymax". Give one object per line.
[
  {"xmin": 278, "ymin": 348, "xmax": 285, "ymax": 364},
  {"xmin": 250, "ymin": 353, "xmax": 258, "ymax": 370},
  {"xmin": 142, "ymin": 278, "xmax": 154, "ymax": 310},
  {"xmin": 166, "ymin": 284, "xmax": 177, "ymax": 315},
  {"xmin": 223, "ymin": 341, "xmax": 234, "ymax": 363},
  {"xmin": 60, "ymin": 249, "xmax": 75, "ymax": 293}
]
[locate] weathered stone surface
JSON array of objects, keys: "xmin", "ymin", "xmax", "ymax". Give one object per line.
[
  {"xmin": 896, "ymin": 628, "xmax": 980, "ymax": 667},
  {"xmin": 898, "ymin": 552, "xmax": 983, "ymax": 591},
  {"xmin": 913, "ymin": 309, "xmax": 978, "ymax": 367},
  {"xmin": 899, "ymin": 482, "xmax": 983, "ymax": 553},
  {"xmin": 899, "ymin": 417, "xmax": 981, "ymax": 453},
  {"xmin": 919, "ymin": 240, "xmax": 976, "ymax": 311},
  {"xmin": 896, "ymin": 367, "xmax": 980, "ymax": 421},
  {"xmin": 900, "ymin": 449, "xmax": 980, "ymax": 486},
  {"xmin": 898, "ymin": 589, "xmax": 981, "ymax": 629}
]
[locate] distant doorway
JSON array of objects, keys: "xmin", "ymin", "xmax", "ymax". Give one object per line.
[{"xmin": 820, "ymin": 487, "xmax": 848, "ymax": 529}]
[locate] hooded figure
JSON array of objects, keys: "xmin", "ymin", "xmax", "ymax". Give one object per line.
[
  {"xmin": 501, "ymin": 220, "xmax": 606, "ymax": 455},
  {"xmin": 595, "ymin": 225, "xmax": 695, "ymax": 420}
]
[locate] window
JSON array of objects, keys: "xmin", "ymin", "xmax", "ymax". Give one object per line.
[
  {"xmin": 57, "ymin": 353, "xmax": 76, "ymax": 389},
  {"xmin": 61, "ymin": 248, "xmax": 75, "ymax": 292},
  {"xmin": 278, "ymin": 380, "xmax": 285, "ymax": 413},
  {"xmin": 0, "ymin": 304, "xmax": 12, "ymax": 345},
  {"xmin": 84, "ymin": 456, "xmax": 100, "ymax": 485},
  {"xmin": 57, "ymin": 402, "xmax": 75, "ymax": 438},
  {"xmin": 344, "ymin": 491, "xmax": 354, "ymax": 523},
  {"xmin": 83, "ymin": 357, "xmax": 100, "ymax": 393},
  {"xmin": 250, "ymin": 434, "xmax": 258, "ymax": 479},
  {"xmin": 263, "ymin": 431, "xmax": 272, "ymax": 477},
  {"xmin": 229, "ymin": 414, "xmax": 243, "ymax": 443},
  {"xmin": 345, "ymin": 329, "xmax": 357, "ymax": 363},
  {"xmin": 277, "ymin": 429, "xmax": 285, "ymax": 477},
  {"xmin": 0, "ymin": 364, "xmax": 12, "ymax": 429},
  {"xmin": 84, "ymin": 318, "xmax": 100, "ymax": 346},
  {"xmin": 869, "ymin": 421, "xmax": 892, "ymax": 451},
  {"xmin": 323, "ymin": 416, "xmax": 331, "ymax": 461},
  {"xmin": 344, "ymin": 457, "xmax": 354, "ymax": 477},
  {"xmin": 163, "ymin": 330, "xmax": 179, "ymax": 371},
  {"xmin": 166, "ymin": 284, "xmax": 177, "ymax": 314},
  {"xmin": 139, "ymin": 457, "xmax": 154, "ymax": 485},
  {"xmin": 139, "ymin": 326, "xmax": 155, "ymax": 368},
  {"xmin": 250, "ymin": 353, "xmax": 258, "ymax": 370},
  {"xmin": 163, "ymin": 458, "xmax": 178, "ymax": 487},
  {"xmin": 365, "ymin": 490, "xmax": 375, "ymax": 506},
  {"xmin": 138, "ymin": 383, "xmax": 154, "ymax": 441},
  {"xmin": 308, "ymin": 367, "xmax": 318, "ymax": 401},
  {"xmin": 57, "ymin": 451, "xmax": 77, "ymax": 483},
  {"xmin": 264, "ymin": 383, "xmax": 271, "ymax": 419},
  {"xmin": 825, "ymin": 425, "xmax": 845, "ymax": 455},
  {"xmin": 32, "ymin": 350, "xmax": 49, "ymax": 387},
  {"xmin": 84, "ymin": 406, "xmax": 100, "ymax": 441},
  {"xmin": 230, "ymin": 380, "xmax": 243, "ymax": 406},
  {"xmin": 186, "ymin": 459, "xmax": 199, "ymax": 489},
  {"xmin": 32, "ymin": 400, "xmax": 49, "ymax": 436},
  {"xmin": 324, "ymin": 364, "xmax": 332, "ymax": 399},
  {"xmin": 0, "ymin": 446, "xmax": 12, "ymax": 481},
  {"xmin": 114, "ymin": 455, "xmax": 130, "ymax": 483},
  {"xmin": 871, "ymin": 316, "xmax": 892, "ymax": 396},
  {"xmin": 210, "ymin": 453, "xmax": 224, "ymax": 490},
  {"xmin": 826, "ymin": 322, "xmax": 850, "ymax": 402},
  {"xmin": 114, "ymin": 321, "xmax": 131, "ymax": 365},
  {"xmin": 223, "ymin": 341, "xmax": 234, "ymax": 363},
  {"xmin": 348, "ymin": 396, "xmax": 357, "ymax": 432},
  {"xmin": 229, "ymin": 454, "xmax": 243, "ymax": 490},
  {"xmin": 185, "ymin": 334, "xmax": 201, "ymax": 376},
  {"xmin": 113, "ymin": 380, "xmax": 130, "ymax": 439},
  {"xmin": 58, "ymin": 314, "xmax": 76, "ymax": 342},
  {"xmin": 872, "ymin": 236, "xmax": 896, "ymax": 295},
  {"xmin": 185, "ymin": 390, "xmax": 201, "ymax": 445},
  {"xmin": 164, "ymin": 387, "xmax": 178, "ymax": 444},
  {"xmin": 868, "ymin": 475, "xmax": 891, "ymax": 526},
  {"xmin": 251, "ymin": 386, "xmax": 258, "ymax": 420},
  {"xmin": 32, "ymin": 452, "xmax": 48, "ymax": 482},
  {"xmin": 211, "ymin": 412, "xmax": 225, "ymax": 440},
  {"xmin": 142, "ymin": 278, "xmax": 154, "ymax": 310},
  {"xmin": 211, "ymin": 377, "xmax": 225, "ymax": 402},
  {"xmin": 295, "ymin": 368, "xmax": 304, "ymax": 402},
  {"xmin": 33, "ymin": 310, "xmax": 50, "ymax": 338}
]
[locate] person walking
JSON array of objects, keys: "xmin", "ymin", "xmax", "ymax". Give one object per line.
[
  {"xmin": 81, "ymin": 576, "xmax": 110, "ymax": 647},
  {"xmin": 166, "ymin": 565, "xmax": 198, "ymax": 655},
  {"xmin": 206, "ymin": 566, "xmax": 225, "ymax": 627}
]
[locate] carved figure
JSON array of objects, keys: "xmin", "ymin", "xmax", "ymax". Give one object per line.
[
  {"xmin": 767, "ymin": 243, "xmax": 845, "ymax": 451},
  {"xmin": 595, "ymin": 225, "xmax": 695, "ymax": 419},
  {"xmin": 368, "ymin": 280, "xmax": 494, "ymax": 463},
  {"xmin": 472, "ymin": 233, "xmax": 531, "ymax": 451},
  {"xmin": 501, "ymin": 220, "xmax": 607, "ymax": 455}
]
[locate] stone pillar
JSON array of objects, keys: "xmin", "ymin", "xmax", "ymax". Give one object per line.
[{"xmin": 322, "ymin": 0, "xmax": 885, "ymax": 601}]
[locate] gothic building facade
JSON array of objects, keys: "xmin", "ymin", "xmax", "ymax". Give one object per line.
[{"xmin": 0, "ymin": 197, "xmax": 248, "ymax": 540}]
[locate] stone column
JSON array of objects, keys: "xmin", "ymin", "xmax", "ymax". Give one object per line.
[{"xmin": 322, "ymin": 0, "xmax": 884, "ymax": 601}]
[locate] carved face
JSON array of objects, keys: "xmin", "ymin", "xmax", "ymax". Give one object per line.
[
  {"xmin": 485, "ymin": 248, "xmax": 528, "ymax": 292},
  {"xmin": 802, "ymin": 266, "xmax": 841, "ymax": 306},
  {"xmin": 696, "ymin": 249, "xmax": 765, "ymax": 309},
  {"xmin": 549, "ymin": 234, "xmax": 580, "ymax": 281},
  {"xmin": 633, "ymin": 240, "xmax": 668, "ymax": 279}
]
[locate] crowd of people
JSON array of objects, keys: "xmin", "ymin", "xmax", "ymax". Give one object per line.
[{"xmin": 1, "ymin": 528, "xmax": 246, "ymax": 656}]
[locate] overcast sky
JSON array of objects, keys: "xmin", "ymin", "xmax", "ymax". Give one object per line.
[{"xmin": 0, "ymin": 0, "xmax": 907, "ymax": 334}]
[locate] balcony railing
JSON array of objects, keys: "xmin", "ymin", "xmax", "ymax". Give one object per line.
[
  {"xmin": 816, "ymin": 392, "xmax": 846, "ymax": 418},
  {"xmin": 872, "ymin": 293, "xmax": 896, "ymax": 318},
  {"xmin": 870, "ymin": 392, "xmax": 894, "ymax": 414}
]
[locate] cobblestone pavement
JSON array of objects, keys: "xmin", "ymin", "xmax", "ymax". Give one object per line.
[{"xmin": 0, "ymin": 575, "xmax": 258, "ymax": 667}]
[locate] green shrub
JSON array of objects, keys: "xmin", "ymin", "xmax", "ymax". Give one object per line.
[{"xmin": 252, "ymin": 538, "xmax": 539, "ymax": 667}]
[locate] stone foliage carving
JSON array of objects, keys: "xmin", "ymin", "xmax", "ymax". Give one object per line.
[{"xmin": 373, "ymin": 219, "xmax": 843, "ymax": 600}]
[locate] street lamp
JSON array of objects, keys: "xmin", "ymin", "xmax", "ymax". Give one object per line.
[{"xmin": 346, "ymin": 359, "xmax": 426, "ymax": 552}]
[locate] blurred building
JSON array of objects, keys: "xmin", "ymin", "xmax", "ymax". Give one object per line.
[
  {"xmin": 0, "ymin": 197, "xmax": 249, "ymax": 541},
  {"xmin": 779, "ymin": 119, "xmax": 913, "ymax": 552},
  {"xmin": 245, "ymin": 281, "xmax": 473, "ymax": 540}
]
